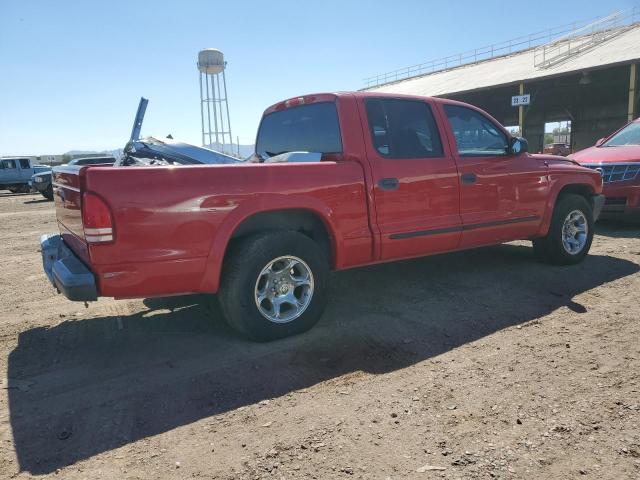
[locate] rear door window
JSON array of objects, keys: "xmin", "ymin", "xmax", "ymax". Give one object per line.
[
  {"xmin": 444, "ymin": 105, "xmax": 508, "ymax": 156},
  {"xmin": 365, "ymin": 98, "xmax": 443, "ymax": 159},
  {"xmin": 256, "ymin": 102, "xmax": 342, "ymax": 159},
  {"xmin": 2, "ymin": 160, "xmax": 17, "ymax": 169}
]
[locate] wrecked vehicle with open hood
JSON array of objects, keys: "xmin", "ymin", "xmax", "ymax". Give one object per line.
[
  {"xmin": 119, "ymin": 98, "xmax": 321, "ymax": 166},
  {"xmin": 118, "ymin": 98, "xmax": 243, "ymax": 167}
]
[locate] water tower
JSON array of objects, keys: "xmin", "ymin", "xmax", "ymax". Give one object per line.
[{"xmin": 198, "ymin": 49, "xmax": 233, "ymax": 154}]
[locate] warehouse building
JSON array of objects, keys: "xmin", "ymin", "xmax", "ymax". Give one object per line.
[{"xmin": 364, "ymin": 9, "xmax": 640, "ymax": 153}]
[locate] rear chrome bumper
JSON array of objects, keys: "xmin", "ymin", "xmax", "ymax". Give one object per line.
[{"xmin": 40, "ymin": 234, "xmax": 98, "ymax": 301}]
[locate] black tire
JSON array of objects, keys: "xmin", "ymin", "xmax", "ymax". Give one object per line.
[
  {"xmin": 218, "ymin": 231, "xmax": 330, "ymax": 341},
  {"xmin": 42, "ymin": 184, "xmax": 54, "ymax": 201},
  {"xmin": 532, "ymin": 194, "xmax": 594, "ymax": 265}
]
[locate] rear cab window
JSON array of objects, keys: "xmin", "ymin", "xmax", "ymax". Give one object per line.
[
  {"xmin": 256, "ymin": 102, "xmax": 342, "ymax": 160},
  {"xmin": 365, "ymin": 98, "xmax": 443, "ymax": 159}
]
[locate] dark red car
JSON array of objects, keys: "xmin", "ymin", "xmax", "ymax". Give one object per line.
[
  {"xmin": 543, "ymin": 143, "xmax": 571, "ymax": 156},
  {"xmin": 569, "ymin": 118, "xmax": 640, "ymax": 219}
]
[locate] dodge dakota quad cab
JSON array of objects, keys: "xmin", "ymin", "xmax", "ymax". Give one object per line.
[
  {"xmin": 569, "ymin": 117, "xmax": 640, "ymax": 219},
  {"xmin": 41, "ymin": 93, "xmax": 605, "ymax": 341}
]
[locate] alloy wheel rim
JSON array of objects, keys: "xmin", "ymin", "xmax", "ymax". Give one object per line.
[
  {"xmin": 561, "ymin": 209, "xmax": 588, "ymax": 255},
  {"xmin": 254, "ymin": 256, "xmax": 314, "ymax": 324}
]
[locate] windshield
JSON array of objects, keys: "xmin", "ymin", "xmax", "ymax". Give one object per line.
[
  {"xmin": 603, "ymin": 122, "xmax": 640, "ymax": 147},
  {"xmin": 256, "ymin": 102, "xmax": 342, "ymax": 158}
]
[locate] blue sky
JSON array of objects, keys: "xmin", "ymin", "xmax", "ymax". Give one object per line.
[{"xmin": 0, "ymin": 0, "xmax": 634, "ymax": 155}]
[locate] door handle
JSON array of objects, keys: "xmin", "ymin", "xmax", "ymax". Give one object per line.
[
  {"xmin": 378, "ymin": 177, "xmax": 399, "ymax": 190},
  {"xmin": 461, "ymin": 173, "xmax": 477, "ymax": 184}
]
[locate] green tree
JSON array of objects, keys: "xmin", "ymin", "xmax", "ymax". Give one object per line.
[{"xmin": 544, "ymin": 133, "xmax": 554, "ymax": 145}]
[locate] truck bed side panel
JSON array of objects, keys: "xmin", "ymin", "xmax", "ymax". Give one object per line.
[{"xmin": 82, "ymin": 161, "xmax": 371, "ymax": 298}]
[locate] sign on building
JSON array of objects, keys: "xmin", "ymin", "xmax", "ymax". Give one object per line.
[{"xmin": 511, "ymin": 94, "xmax": 531, "ymax": 106}]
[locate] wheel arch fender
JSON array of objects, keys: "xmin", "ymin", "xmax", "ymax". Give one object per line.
[
  {"xmin": 198, "ymin": 195, "xmax": 342, "ymax": 293},
  {"xmin": 537, "ymin": 176, "xmax": 598, "ymax": 237}
]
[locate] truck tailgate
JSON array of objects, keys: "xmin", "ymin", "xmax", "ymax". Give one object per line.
[{"xmin": 52, "ymin": 165, "xmax": 90, "ymax": 264}]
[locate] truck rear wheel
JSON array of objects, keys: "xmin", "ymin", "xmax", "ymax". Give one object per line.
[
  {"xmin": 533, "ymin": 193, "xmax": 594, "ymax": 265},
  {"xmin": 218, "ymin": 231, "xmax": 330, "ymax": 341}
]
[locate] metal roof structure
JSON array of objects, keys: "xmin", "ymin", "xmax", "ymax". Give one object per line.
[{"xmin": 365, "ymin": 15, "xmax": 640, "ymax": 97}]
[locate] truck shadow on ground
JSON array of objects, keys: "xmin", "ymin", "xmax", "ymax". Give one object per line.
[
  {"xmin": 0, "ymin": 192, "xmax": 32, "ymax": 198},
  {"xmin": 23, "ymin": 198, "xmax": 51, "ymax": 205},
  {"xmin": 595, "ymin": 219, "xmax": 640, "ymax": 239},
  {"xmin": 7, "ymin": 243, "xmax": 639, "ymax": 474}
]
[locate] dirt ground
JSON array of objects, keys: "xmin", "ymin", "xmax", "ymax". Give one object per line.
[{"xmin": 0, "ymin": 191, "xmax": 639, "ymax": 480}]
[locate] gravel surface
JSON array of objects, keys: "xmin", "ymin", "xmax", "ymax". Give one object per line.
[{"xmin": 1, "ymin": 191, "xmax": 639, "ymax": 479}]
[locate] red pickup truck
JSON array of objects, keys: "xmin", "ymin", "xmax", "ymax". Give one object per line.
[{"xmin": 42, "ymin": 92, "xmax": 604, "ymax": 340}]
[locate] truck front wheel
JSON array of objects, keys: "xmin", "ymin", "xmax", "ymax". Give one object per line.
[
  {"xmin": 533, "ymin": 193, "xmax": 594, "ymax": 265},
  {"xmin": 42, "ymin": 184, "xmax": 54, "ymax": 201},
  {"xmin": 218, "ymin": 231, "xmax": 330, "ymax": 341}
]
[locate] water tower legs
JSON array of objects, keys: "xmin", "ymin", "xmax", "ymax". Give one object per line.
[{"xmin": 199, "ymin": 65, "xmax": 233, "ymax": 155}]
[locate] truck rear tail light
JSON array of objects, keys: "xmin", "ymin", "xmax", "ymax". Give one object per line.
[{"xmin": 82, "ymin": 192, "xmax": 114, "ymax": 243}]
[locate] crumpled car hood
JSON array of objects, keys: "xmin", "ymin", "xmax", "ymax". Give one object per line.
[{"xmin": 124, "ymin": 136, "xmax": 242, "ymax": 165}]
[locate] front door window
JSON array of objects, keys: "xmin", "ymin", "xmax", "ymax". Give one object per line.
[{"xmin": 444, "ymin": 105, "xmax": 508, "ymax": 156}]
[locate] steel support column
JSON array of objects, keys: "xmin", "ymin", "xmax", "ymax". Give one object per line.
[
  {"xmin": 629, "ymin": 63, "xmax": 637, "ymax": 122},
  {"xmin": 518, "ymin": 82, "xmax": 525, "ymax": 136}
]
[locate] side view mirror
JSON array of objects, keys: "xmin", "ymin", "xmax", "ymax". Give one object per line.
[
  {"xmin": 595, "ymin": 137, "xmax": 606, "ymax": 147},
  {"xmin": 510, "ymin": 137, "xmax": 528, "ymax": 155}
]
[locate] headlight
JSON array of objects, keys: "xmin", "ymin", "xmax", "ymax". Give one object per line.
[{"xmin": 35, "ymin": 177, "xmax": 43, "ymax": 183}]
